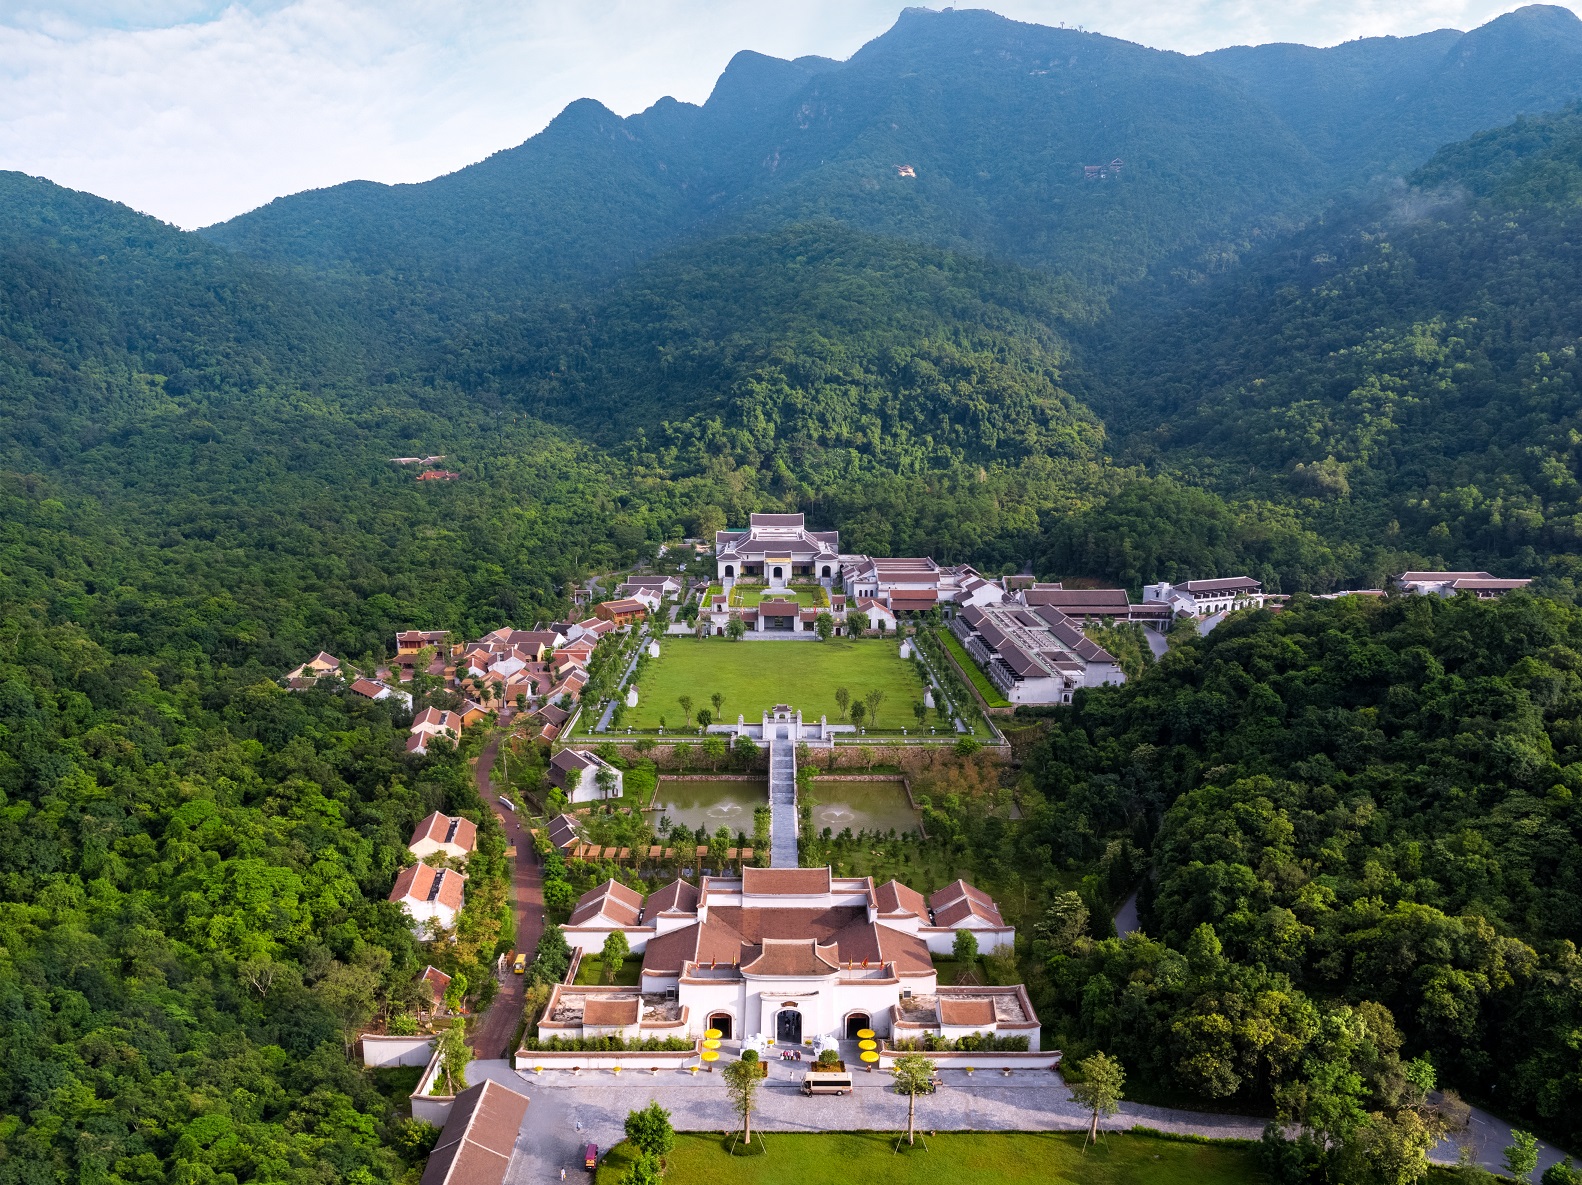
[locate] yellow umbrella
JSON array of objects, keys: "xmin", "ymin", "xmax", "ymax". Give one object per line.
[
  {"xmin": 860, "ymin": 1050, "xmax": 880, "ymax": 1063},
  {"xmin": 702, "ymin": 1038, "xmax": 721, "ymax": 1050},
  {"xmin": 858, "ymin": 1039, "xmax": 877, "ymax": 1051},
  {"xmin": 857, "ymin": 1029, "xmax": 876, "ymax": 1040},
  {"xmin": 700, "ymin": 1049, "xmax": 720, "ymax": 1062},
  {"xmin": 704, "ymin": 1028, "xmax": 723, "ymax": 1040}
]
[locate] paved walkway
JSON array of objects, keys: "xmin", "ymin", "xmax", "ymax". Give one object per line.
[
  {"xmin": 1113, "ymin": 889, "xmax": 1140, "ymax": 937},
  {"xmin": 768, "ymin": 734, "xmax": 798, "ymax": 867},
  {"xmin": 595, "ymin": 627, "xmax": 648, "ymax": 732},
  {"xmin": 469, "ymin": 1058, "xmax": 1576, "ymax": 1182},
  {"xmin": 469, "ymin": 735, "xmax": 545, "ymax": 1060}
]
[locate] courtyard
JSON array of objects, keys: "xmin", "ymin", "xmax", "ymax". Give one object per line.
[
  {"xmin": 625, "ymin": 637, "xmax": 926, "ymax": 731},
  {"xmin": 708, "ymin": 583, "xmax": 829, "ymax": 608}
]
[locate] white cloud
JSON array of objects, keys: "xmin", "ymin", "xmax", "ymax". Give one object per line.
[{"xmin": 0, "ymin": 0, "xmax": 1572, "ymax": 228}]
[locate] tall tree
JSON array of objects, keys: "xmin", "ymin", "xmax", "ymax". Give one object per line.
[
  {"xmin": 722, "ymin": 1052, "xmax": 763, "ymax": 1146},
  {"xmin": 892, "ymin": 1054, "xmax": 939, "ymax": 1147},
  {"xmin": 1071, "ymin": 1052, "xmax": 1126, "ymax": 1150}
]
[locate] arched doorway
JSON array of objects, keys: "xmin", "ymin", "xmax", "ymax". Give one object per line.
[
  {"xmin": 822, "ymin": 565, "xmax": 831, "ymax": 578},
  {"xmin": 773, "ymin": 566, "xmax": 783, "ymax": 579},
  {"xmin": 844, "ymin": 1013, "xmax": 871, "ymax": 1040},
  {"xmin": 776, "ymin": 1007, "xmax": 802, "ymax": 1045},
  {"xmin": 724, "ymin": 564, "xmax": 734, "ymax": 577},
  {"xmin": 708, "ymin": 1013, "xmax": 733, "ymax": 1040}
]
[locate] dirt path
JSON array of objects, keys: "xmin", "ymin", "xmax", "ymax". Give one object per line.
[{"xmin": 470, "ymin": 732, "xmax": 545, "ymax": 1060}]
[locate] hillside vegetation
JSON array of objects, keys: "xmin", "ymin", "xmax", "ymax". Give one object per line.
[{"xmin": 4, "ymin": 6, "xmax": 1582, "ymax": 1182}]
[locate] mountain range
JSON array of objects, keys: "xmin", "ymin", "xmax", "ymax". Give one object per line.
[{"xmin": 7, "ymin": 6, "xmax": 1582, "ymax": 1177}]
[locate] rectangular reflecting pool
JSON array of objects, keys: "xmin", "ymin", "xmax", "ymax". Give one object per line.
[
  {"xmin": 804, "ymin": 779, "xmax": 922, "ymax": 837},
  {"xmin": 647, "ymin": 778, "xmax": 767, "ymax": 834}
]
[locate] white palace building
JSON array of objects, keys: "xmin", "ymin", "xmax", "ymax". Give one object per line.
[{"xmin": 521, "ymin": 867, "xmax": 1041, "ymax": 1056}]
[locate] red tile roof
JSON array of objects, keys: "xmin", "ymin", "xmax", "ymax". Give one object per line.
[
  {"xmin": 938, "ymin": 997, "xmax": 997, "ymax": 1027},
  {"xmin": 581, "ymin": 996, "xmax": 642, "ymax": 1026},
  {"xmin": 741, "ymin": 867, "xmax": 831, "ymax": 896},
  {"xmin": 419, "ymin": 1079, "xmax": 528, "ymax": 1185},
  {"xmin": 569, "ymin": 879, "xmax": 644, "ymax": 927}
]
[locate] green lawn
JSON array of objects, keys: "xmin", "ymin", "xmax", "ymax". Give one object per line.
[
  {"xmin": 630, "ymin": 638, "xmax": 924, "ymax": 730},
  {"xmin": 720, "ymin": 584, "xmax": 828, "ymax": 608},
  {"xmin": 594, "ymin": 1132, "xmax": 1263, "ymax": 1185},
  {"xmin": 937, "ymin": 628, "xmax": 1012, "ymax": 709},
  {"xmin": 574, "ymin": 956, "xmax": 642, "ymax": 986}
]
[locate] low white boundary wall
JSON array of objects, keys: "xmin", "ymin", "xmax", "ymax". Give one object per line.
[
  {"xmin": 410, "ymin": 1045, "xmax": 455, "ymax": 1126},
  {"xmin": 878, "ymin": 1049, "xmax": 1063, "ymax": 1072},
  {"xmin": 515, "ymin": 1047, "xmax": 701, "ymax": 1072},
  {"xmin": 359, "ymin": 1034, "xmax": 435, "ymax": 1068}
]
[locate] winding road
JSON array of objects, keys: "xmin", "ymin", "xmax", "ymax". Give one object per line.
[{"xmin": 470, "ymin": 732, "xmax": 545, "ymax": 1060}]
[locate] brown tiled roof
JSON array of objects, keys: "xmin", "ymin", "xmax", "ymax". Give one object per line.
[
  {"xmin": 350, "ymin": 678, "xmax": 386, "ymax": 698},
  {"xmin": 419, "ymin": 965, "xmax": 452, "ymax": 995},
  {"xmin": 874, "ymin": 879, "xmax": 929, "ymax": 921},
  {"xmin": 581, "ymin": 996, "xmax": 641, "ymax": 1026},
  {"xmin": 647, "ymin": 879, "xmax": 700, "ymax": 915},
  {"xmin": 741, "ymin": 939, "xmax": 839, "ymax": 977},
  {"xmin": 569, "ymin": 879, "xmax": 644, "ymax": 927},
  {"xmin": 938, "ymin": 997, "xmax": 997, "ymax": 1028},
  {"xmin": 547, "ymin": 814, "xmax": 579, "ymax": 850},
  {"xmin": 928, "ymin": 880, "xmax": 1004, "ymax": 926},
  {"xmin": 742, "ymin": 867, "xmax": 831, "ymax": 896},
  {"xmin": 410, "ymin": 812, "xmax": 477, "ymax": 853},
  {"xmin": 420, "ymin": 1079, "xmax": 528, "ymax": 1185}
]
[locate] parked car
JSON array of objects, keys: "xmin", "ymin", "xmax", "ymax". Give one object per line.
[
  {"xmin": 512, "ymin": 952, "xmax": 527, "ymax": 974},
  {"xmin": 583, "ymin": 1143, "xmax": 598, "ymax": 1171}
]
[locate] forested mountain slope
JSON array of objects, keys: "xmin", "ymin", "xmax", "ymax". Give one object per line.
[
  {"xmin": 203, "ymin": 8, "xmax": 1321, "ymax": 307},
  {"xmin": 1088, "ymin": 106, "xmax": 1582, "ymax": 578},
  {"xmin": 1199, "ymin": 4, "xmax": 1582, "ymax": 183},
  {"xmin": 1026, "ymin": 591, "xmax": 1582, "ymax": 1154},
  {"xmin": 204, "ymin": 6, "xmax": 1582, "ymax": 319}
]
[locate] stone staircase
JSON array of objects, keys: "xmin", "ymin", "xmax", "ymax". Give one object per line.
[{"xmin": 768, "ymin": 735, "xmax": 798, "ymax": 867}]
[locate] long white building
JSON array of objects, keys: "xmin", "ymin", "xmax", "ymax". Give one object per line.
[
  {"xmin": 953, "ymin": 602, "xmax": 1126, "ymax": 704},
  {"xmin": 528, "ymin": 867, "xmax": 1038, "ymax": 1052}
]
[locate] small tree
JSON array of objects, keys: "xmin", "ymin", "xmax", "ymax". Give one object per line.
[
  {"xmin": 847, "ymin": 610, "xmax": 869, "ymax": 636},
  {"xmin": 723, "ymin": 1051, "xmax": 762, "ymax": 1146},
  {"xmin": 726, "ymin": 614, "xmax": 746, "ymax": 641},
  {"xmin": 696, "ymin": 707, "xmax": 713, "ymax": 729},
  {"xmin": 434, "ymin": 1023, "xmax": 471, "ymax": 1095},
  {"xmin": 850, "ymin": 701, "xmax": 866, "ymax": 729},
  {"xmin": 913, "ymin": 701, "xmax": 927, "ymax": 728},
  {"xmin": 814, "ymin": 611, "xmax": 835, "ymax": 641},
  {"xmin": 601, "ymin": 929, "xmax": 630, "ymax": 984},
  {"xmin": 892, "ymin": 1053, "xmax": 938, "ymax": 1147},
  {"xmin": 702, "ymin": 735, "xmax": 727, "ymax": 771},
  {"xmin": 710, "ymin": 826, "xmax": 732, "ymax": 872},
  {"xmin": 711, "ymin": 691, "xmax": 724, "ymax": 717},
  {"xmin": 619, "ymin": 1154, "xmax": 663, "ymax": 1185},
  {"xmin": 1071, "ymin": 1052, "xmax": 1125, "ymax": 1149},
  {"xmin": 1505, "ymin": 1131, "xmax": 1540, "ymax": 1183},
  {"xmin": 952, "ymin": 929, "xmax": 979, "ymax": 983},
  {"xmin": 624, "ymin": 1101, "xmax": 675, "ymax": 1164},
  {"xmin": 834, "ymin": 686, "xmax": 851, "ymax": 719},
  {"xmin": 865, "ymin": 689, "xmax": 885, "ymax": 727},
  {"xmin": 678, "ymin": 695, "xmax": 693, "ymax": 725}
]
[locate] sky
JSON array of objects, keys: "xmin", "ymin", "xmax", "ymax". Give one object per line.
[{"xmin": 0, "ymin": 0, "xmax": 1572, "ymax": 229}]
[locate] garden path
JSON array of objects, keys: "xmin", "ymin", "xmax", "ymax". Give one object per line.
[{"xmin": 465, "ymin": 1060, "xmax": 1575, "ymax": 1182}]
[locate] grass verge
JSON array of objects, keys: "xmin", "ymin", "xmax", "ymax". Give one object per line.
[{"xmin": 593, "ymin": 1131, "xmax": 1264, "ymax": 1184}]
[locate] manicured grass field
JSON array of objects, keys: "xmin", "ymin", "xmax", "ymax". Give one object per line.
[
  {"xmin": 594, "ymin": 1131, "xmax": 1264, "ymax": 1185},
  {"xmin": 937, "ymin": 627, "xmax": 1012, "ymax": 709},
  {"xmin": 713, "ymin": 584, "xmax": 828, "ymax": 608},
  {"xmin": 628, "ymin": 638, "xmax": 924, "ymax": 730},
  {"xmin": 573, "ymin": 956, "xmax": 641, "ymax": 986}
]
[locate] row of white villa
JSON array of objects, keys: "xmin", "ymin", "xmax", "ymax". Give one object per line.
[{"xmin": 525, "ymin": 866, "xmax": 1038, "ymax": 1056}]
